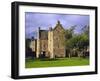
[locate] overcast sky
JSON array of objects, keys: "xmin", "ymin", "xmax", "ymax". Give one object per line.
[{"xmin": 25, "ymin": 12, "xmax": 89, "ymax": 39}]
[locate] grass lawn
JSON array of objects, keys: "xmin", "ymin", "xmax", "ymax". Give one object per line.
[{"xmin": 25, "ymin": 57, "xmax": 89, "ymax": 68}]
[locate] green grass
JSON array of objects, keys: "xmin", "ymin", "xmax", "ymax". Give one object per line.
[{"xmin": 25, "ymin": 57, "xmax": 89, "ymax": 68}]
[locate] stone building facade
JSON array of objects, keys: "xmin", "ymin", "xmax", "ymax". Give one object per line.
[
  {"xmin": 30, "ymin": 21, "xmax": 66, "ymax": 58},
  {"xmin": 48, "ymin": 21, "xmax": 65, "ymax": 58}
]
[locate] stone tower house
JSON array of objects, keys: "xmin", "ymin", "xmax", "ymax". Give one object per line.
[
  {"xmin": 48, "ymin": 21, "xmax": 65, "ymax": 58},
  {"xmin": 36, "ymin": 27, "xmax": 48, "ymax": 58},
  {"xmin": 35, "ymin": 21, "xmax": 65, "ymax": 58}
]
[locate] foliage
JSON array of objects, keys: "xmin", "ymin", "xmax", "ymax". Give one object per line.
[
  {"xmin": 25, "ymin": 39, "xmax": 31, "ymax": 48},
  {"xmin": 65, "ymin": 25, "xmax": 89, "ymax": 48},
  {"xmin": 64, "ymin": 25, "xmax": 76, "ymax": 40},
  {"xmin": 64, "ymin": 25, "xmax": 89, "ymax": 57}
]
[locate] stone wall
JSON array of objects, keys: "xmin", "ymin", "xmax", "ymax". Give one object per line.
[
  {"xmin": 40, "ymin": 39, "xmax": 48, "ymax": 57},
  {"xmin": 48, "ymin": 30, "xmax": 54, "ymax": 58},
  {"xmin": 53, "ymin": 22, "xmax": 65, "ymax": 58}
]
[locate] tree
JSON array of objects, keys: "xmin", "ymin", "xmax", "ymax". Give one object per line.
[
  {"xmin": 25, "ymin": 39, "xmax": 32, "ymax": 58},
  {"xmin": 64, "ymin": 26, "xmax": 76, "ymax": 58},
  {"xmin": 64, "ymin": 25, "xmax": 76, "ymax": 40},
  {"xmin": 81, "ymin": 25, "xmax": 89, "ymax": 36},
  {"xmin": 81, "ymin": 25, "xmax": 89, "ymax": 49},
  {"xmin": 64, "ymin": 25, "xmax": 89, "ymax": 58},
  {"xmin": 68, "ymin": 34, "xmax": 89, "ymax": 57}
]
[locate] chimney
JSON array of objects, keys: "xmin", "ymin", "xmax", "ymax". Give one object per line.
[
  {"xmin": 57, "ymin": 20, "xmax": 60, "ymax": 24},
  {"xmin": 38, "ymin": 27, "xmax": 40, "ymax": 30},
  {"xmin": 38, "ymin": 27, "xmax": 40, "ymax": 39},
  {"xmin": 49, "ymin": 27, "xmax": 52, "ymax": 31}
]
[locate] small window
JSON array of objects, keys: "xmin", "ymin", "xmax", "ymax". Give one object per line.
[
  {"xmin": 58, "ymin": 44, "xmax": 59, "ymax": 48},
  {"xmin": 44, "ymin": 44, "xmax": 46, "ymax": 48},
  {"xmin": 56, "ymin": 37, "xmax": 58, "ymax": 40}
]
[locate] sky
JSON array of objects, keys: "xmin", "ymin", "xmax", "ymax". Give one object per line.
[{"xmin": 25, "ymin": 12, "xmax": 89, "ymax": 39}]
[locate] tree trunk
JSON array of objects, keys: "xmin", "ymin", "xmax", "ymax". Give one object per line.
[
  {"xmin": 68, "ymin": 53, "xmax": 71, "ymax": 58},
  {"xmin": 78, "ymin": 51, "xmax": 81, "ymax": 58}
]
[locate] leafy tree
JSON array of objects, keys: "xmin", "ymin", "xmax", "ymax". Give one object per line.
[
  {"xmin": 64, "ymin": 25, "xmax": 89, "ymax": 58},
  {"xmin": 81, "ymin": 25, "xmax": 89, "ymax": 36},
  {"xmin": 64, "ymin": 26, "xmax": 76, "ymax": 58},
  {"xmin": 81, "ymin": 25, "xmax": 89, "ymax": 49}
]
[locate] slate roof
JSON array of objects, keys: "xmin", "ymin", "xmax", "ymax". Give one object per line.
[{"xmin": 39, "ymin": 30, "xmax": 48, "ymax": 40}]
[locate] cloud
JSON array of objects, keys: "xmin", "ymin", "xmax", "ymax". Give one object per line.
[{"xmin": 25, "ymin": 12, "xmax": 89, "ymax": 38}]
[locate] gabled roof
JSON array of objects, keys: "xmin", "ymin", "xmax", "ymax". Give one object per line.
[
  {"xmin": 39, "ymin": 30, "xmax": 48, "ymax": 40},
  {"xmin": 53, "ymin": 21, "xmax": 65, "ymax": 31},
  {"xmin": 38, "ymin": 21, "xmax": 65, "ymax": 40}
]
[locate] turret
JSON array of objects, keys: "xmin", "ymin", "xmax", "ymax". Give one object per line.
[
  {"xmin": 57, "ymin": 20, "xmax": 60, "ymax": 24},
  {"xmin": 49, "ymin": 27, "xmax": 52, "ymax": 31},
  {"xmin": 56, "ymin": 20, "xmax": 62, "ymax": 27},
  {"xmin": 36, "ymin": 27, "xmax": 41, "ymax": 58},
  {"xmin": 38, "ymin": 27, "xmax": 40, "ymax": 39}
]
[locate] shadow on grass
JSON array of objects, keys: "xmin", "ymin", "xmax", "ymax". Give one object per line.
[
  {"xmin": 26, "ymin": 57, "xmax": 89, "ymax": 62},
  {"xmin": 40, "ymin": 58, "xmax": 59, "ymax": 61},
  {"xmin": 26, "ymin": 57, "xmax": 61, "ymax": 62}
]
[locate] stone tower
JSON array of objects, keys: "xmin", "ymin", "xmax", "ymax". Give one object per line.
[
  {"xmin": 36, "ymin": 27, "xmax": 48, "ymax": 58},
  {"xmin": 52, "ymin": 21, "xmax": 65, "ymax": 58},
  {"xmin": 48, "ymin": 27, "xmax": 54, "ymax": 58},
  {"xmin": 36, "ymin": 27, "xmax": 40, "ymax": 58},
  {"xmin": 48, "ymin": 21, "xmax": 65, "ymax": 58}
]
